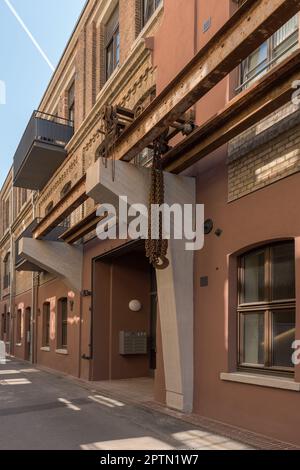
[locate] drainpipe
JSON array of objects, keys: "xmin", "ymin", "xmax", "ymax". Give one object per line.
[
  {"xmin": 9, "ymin": 185, "xmax": 15, "ymax": 357},
  {"xmin": 30, "ymin": 191, "xmax": 37, "ymax": 364},
  {"xmin": 78, "ymin": 291, "xmax": 83, "ymax": 379}
]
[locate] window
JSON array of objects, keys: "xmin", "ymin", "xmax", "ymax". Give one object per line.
[
  {"xmin": 60, "ymin": 181, "xmax": 72, "ymax": 199},
  {"xmin": 238, "ymin": 242, "xmax": 296, "ymax": 373},
  {"xmin": 68, "ymin": 81, "xmax": 75, "ymax": 124},
  {"xmin": 43, "ymin": 302, "xmax": 51, "ymax": 348},
  {"xmin": 1, "ymin": 313, "xmax": 5, "ymax": 339},
  {"xmin": 45, "ymin": 201, "xmax": 54, "ymax": 216},
  {"xmin": 21, "ymin": 189, "xmax": 27, "ymax": 206},
  {"xmin": 57, "ymin": 298, "xmax": 68, "ymax": 349},
  {"xmin": 3, "ymin": 252, "xmax": 10, "ymax": 290},
  {"xmin": 105, "ymin": 6, "xmax": 120, "ymax": 81},
  {"xmin": 239, "ymin": 15, "xmax": 299, "ymax": 90},
  {"xmin": 3, "ymin": 198, "xmax": 10, "ymax": 232},
  {"xmin": 18, "ymin": 188, "xmax": 27, "ymax": 211},
  {"xmin": 16, "ymin": 309, "xmax": 22, "ymax": 344},
  {"xmin": 60, "ymin": 183, "xmax": 72, "ymax": 228},
  {"xmin": 141, "ymin": 0, "xmax": 161, "ymax": 27}
]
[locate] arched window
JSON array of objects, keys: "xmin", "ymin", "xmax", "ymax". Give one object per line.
[
  {"xmin": 238, "ymin": 241, "xmax": 296, "ymax": 373},
  {"xmin": 60, "ymin": 183, "xmax": 72, "ymax": 228},
  {"xmin": 45, "ymin": 201, "xmax": 54, "ymax": 216},
  {"xmin": 57, "ymin": 298, "xmax": 68, "ymax": 350},
  {"xmin": 3, "ymin": 252, "xmax": 10, "ymax": 289},
  {"xmin": 60, "ymin": 182, "xmax": 72, "ymax": 200}
]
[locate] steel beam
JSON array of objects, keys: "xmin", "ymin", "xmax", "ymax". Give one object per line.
[
  {"xmin": 59, "ymin": 209, "xmax": 102, "ymax": 244},
  {"xmin": 33, "ymin": 176, "xmax": 87, "ymax": 239},
  {"xmin": 103, "ymin": 0, "xmax": 300, "ymax": 163},
  {"xmin": 34, "ymin": 49, "xmax": 300, "ymax": 240},
  {"xmin": 163, "ymin": 50, "xmax": 300, "ymax": 173},
  {"xmin": 33, "ymin": 0, "xmax": 300, "ymax": 237}
]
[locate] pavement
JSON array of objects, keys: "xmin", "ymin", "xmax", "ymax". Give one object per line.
[{"xmin": 0, "ymin": 357, "xmax": 252, "ymax": 451}]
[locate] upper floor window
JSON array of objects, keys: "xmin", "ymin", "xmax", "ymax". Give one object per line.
[
  {"xmin": 60, "ymin": 182, "xmax": 72, "ymax": 228},
  {"xmin": 105, "ymin": 6, "xmax": 120, "ymax": 81},
  {"xmin": 60, "ymin": 181, "xmax": 72, "ymax": 199},
  {"xmin": 141, "ymin": 0, "xmax": 162, "ymax": 28},
  {"xmin": 239, "ymin": 15, "xmax": 299, "ymax": 91},
  {"xmin": 3, "ymin": 198, "xmax": 10, "ymax": 232},
  {"xmin": 17, "ymin": 188, "xmax": 27, "ymax": 211},
  {"xmin": 45, "ymin": 201, "xmax": 54, "ymax": 216},
  {"xmin": 68, "ymin": 82, "xmax": 75, "ymax": 124},
  {"xmin": 238, "ymin": 242, "xmax": 296, "ymax": 373},
  {"xmin": 3, "ymin": 252, "xmax": 10, "ymax": 289}
]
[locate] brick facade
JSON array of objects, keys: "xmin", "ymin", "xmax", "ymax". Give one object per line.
[{"xmin": 228, "ymin": 103, "xmax": 300, "ymax": 201}]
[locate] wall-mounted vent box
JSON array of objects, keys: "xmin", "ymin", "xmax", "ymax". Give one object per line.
[{"xmin": 119, "ymin": 331, "xmax": 147, "ymax": 355}]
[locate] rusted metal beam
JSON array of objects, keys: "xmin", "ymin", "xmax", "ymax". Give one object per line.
[
  {"xmin": 163, "ymin": 50, "xmax": 300, "ymax": 173},
  {"xmin": 59, "ymin": 208, "xmax": 102, "ymax": 244},
  {"xmin": 33, "ymin": 176, "xmax": 88, "ymax": 239},
  {"xmin": 33, "ymin": 0, "xmax": 300, "ymax": 238},
  {"xmin": 103, "ymin": 0, "xmax": 300, "ymax": 163},
  {"xmin": 34, "ymin": 50, "xmax": 300, "ymax": 239}
]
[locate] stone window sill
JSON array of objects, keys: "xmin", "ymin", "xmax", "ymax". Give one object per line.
[
  {"xmin": 56, "ymin": 349, "xmax": 68, "ymax": 355},
  {"xmin": 220, "ymin": 372, "xmax": 300, "ymax": 392},
  {"xmin": 15, "ymin": 343, "xmax": 22, "ymax": 347},
  {"xmin": 40, "ymin": 347, "xmax": 50, "ymax": 352}
]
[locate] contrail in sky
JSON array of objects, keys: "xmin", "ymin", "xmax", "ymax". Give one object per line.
[{"xmin": 3, "ymin": 0, "xmax": 55, "ymax": 71}]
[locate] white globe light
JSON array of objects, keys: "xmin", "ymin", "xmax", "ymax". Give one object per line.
[{"xmin": 129, "ymin": 300, "xmax": 142, "ymax": 312}]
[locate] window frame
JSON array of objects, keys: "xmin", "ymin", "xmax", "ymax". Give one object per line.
[
  {"xmin": 141, "ymin": 0, "xmax": 162, "ymax": 28},
  {"xmin": 238, "ymin": 15, "xmax": 299, "ymax": 91},
  {"xmin": 57, "ymin": 298, "xmax": 68, "ymax": 350},
  {"xmin": 68, "ymin": 81, "xmax": 75, "ymax": 125},
  {"xmin": 45, "ymin": 201, "xmax": 54, "ymax": 216},
  {"xmin": 237, "ymin": 241, "xmax": 296, "ymax": 375},
  {"xmin": 3, "ymin": 252, "xmax": 10, "ymax": 290},
  {"xmin": 43, "ymin": 302, "xmax": 51, "ymax": 348},
  {"xmin": 16, "ymin": 309, "xmax": 22, "ymax": 344},
  {"xmin": 105, "ymin": 25, "xmax": 120, "ymax": 81}
]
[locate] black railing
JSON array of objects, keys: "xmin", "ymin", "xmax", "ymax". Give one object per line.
[{"xmin": 13, "ymin": 110, "xmax": 74, "ymax": 182}]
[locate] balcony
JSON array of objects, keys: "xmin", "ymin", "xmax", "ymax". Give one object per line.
[
  {"xmin": 15, "ymin": 218, "xmax": 69, "ymax": 272},
  {"xmin": 13, "ymin": 111, "xmax": 74, "ymax": 191}
]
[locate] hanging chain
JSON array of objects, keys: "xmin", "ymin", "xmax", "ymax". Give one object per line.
[{"xmin": 145, "ymin": 137, "xmax": 169, "ymax": 270}]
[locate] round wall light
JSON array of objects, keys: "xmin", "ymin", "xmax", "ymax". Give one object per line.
[
  {"xmin": 129, "ymin": 300, "xmax": 142, "ymax": 312},
  {"xmin": 204, "ymin": 219, "xmax": 214, "ymax": 235}
]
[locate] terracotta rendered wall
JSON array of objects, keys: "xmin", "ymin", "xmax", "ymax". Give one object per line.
[
  {"xmin": 193, "ymin": 151, "xmax": 300, "ymax": 446},
  {"xmin": 153, "ymin": 0, "xmax": 231, "ymax": 119},
  {"xmin": 196, "ymin": 0, "xmax": 232, "ymax": 124},
  {"xmin": 13, "ymin": 291, "xmax": 32, "ymax": 361},
  {"xmin": 35, "ymin": 278, "xmax": 80, "ymax": 377},
  {"xmin": 82, "ymin": 238, "xmax": 157, "ymax": 383},
  {"xmin": 93, "ymin": 251, "xmax": 151, "ymax": 381}
]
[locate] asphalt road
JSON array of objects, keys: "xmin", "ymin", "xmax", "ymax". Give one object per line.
[{"xmin": 0, "ymin": 358, "xmax": 250, "ymax": 450}]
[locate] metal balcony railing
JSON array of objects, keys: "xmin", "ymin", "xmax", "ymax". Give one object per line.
[{"xmin": 13, "ymin": 111, "xmax": 74, "ymax": 190}]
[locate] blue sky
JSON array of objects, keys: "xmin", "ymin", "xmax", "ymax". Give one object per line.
[{"xmin": 0, "ymin": 0, "xmax": 86, "ymax": 188}]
